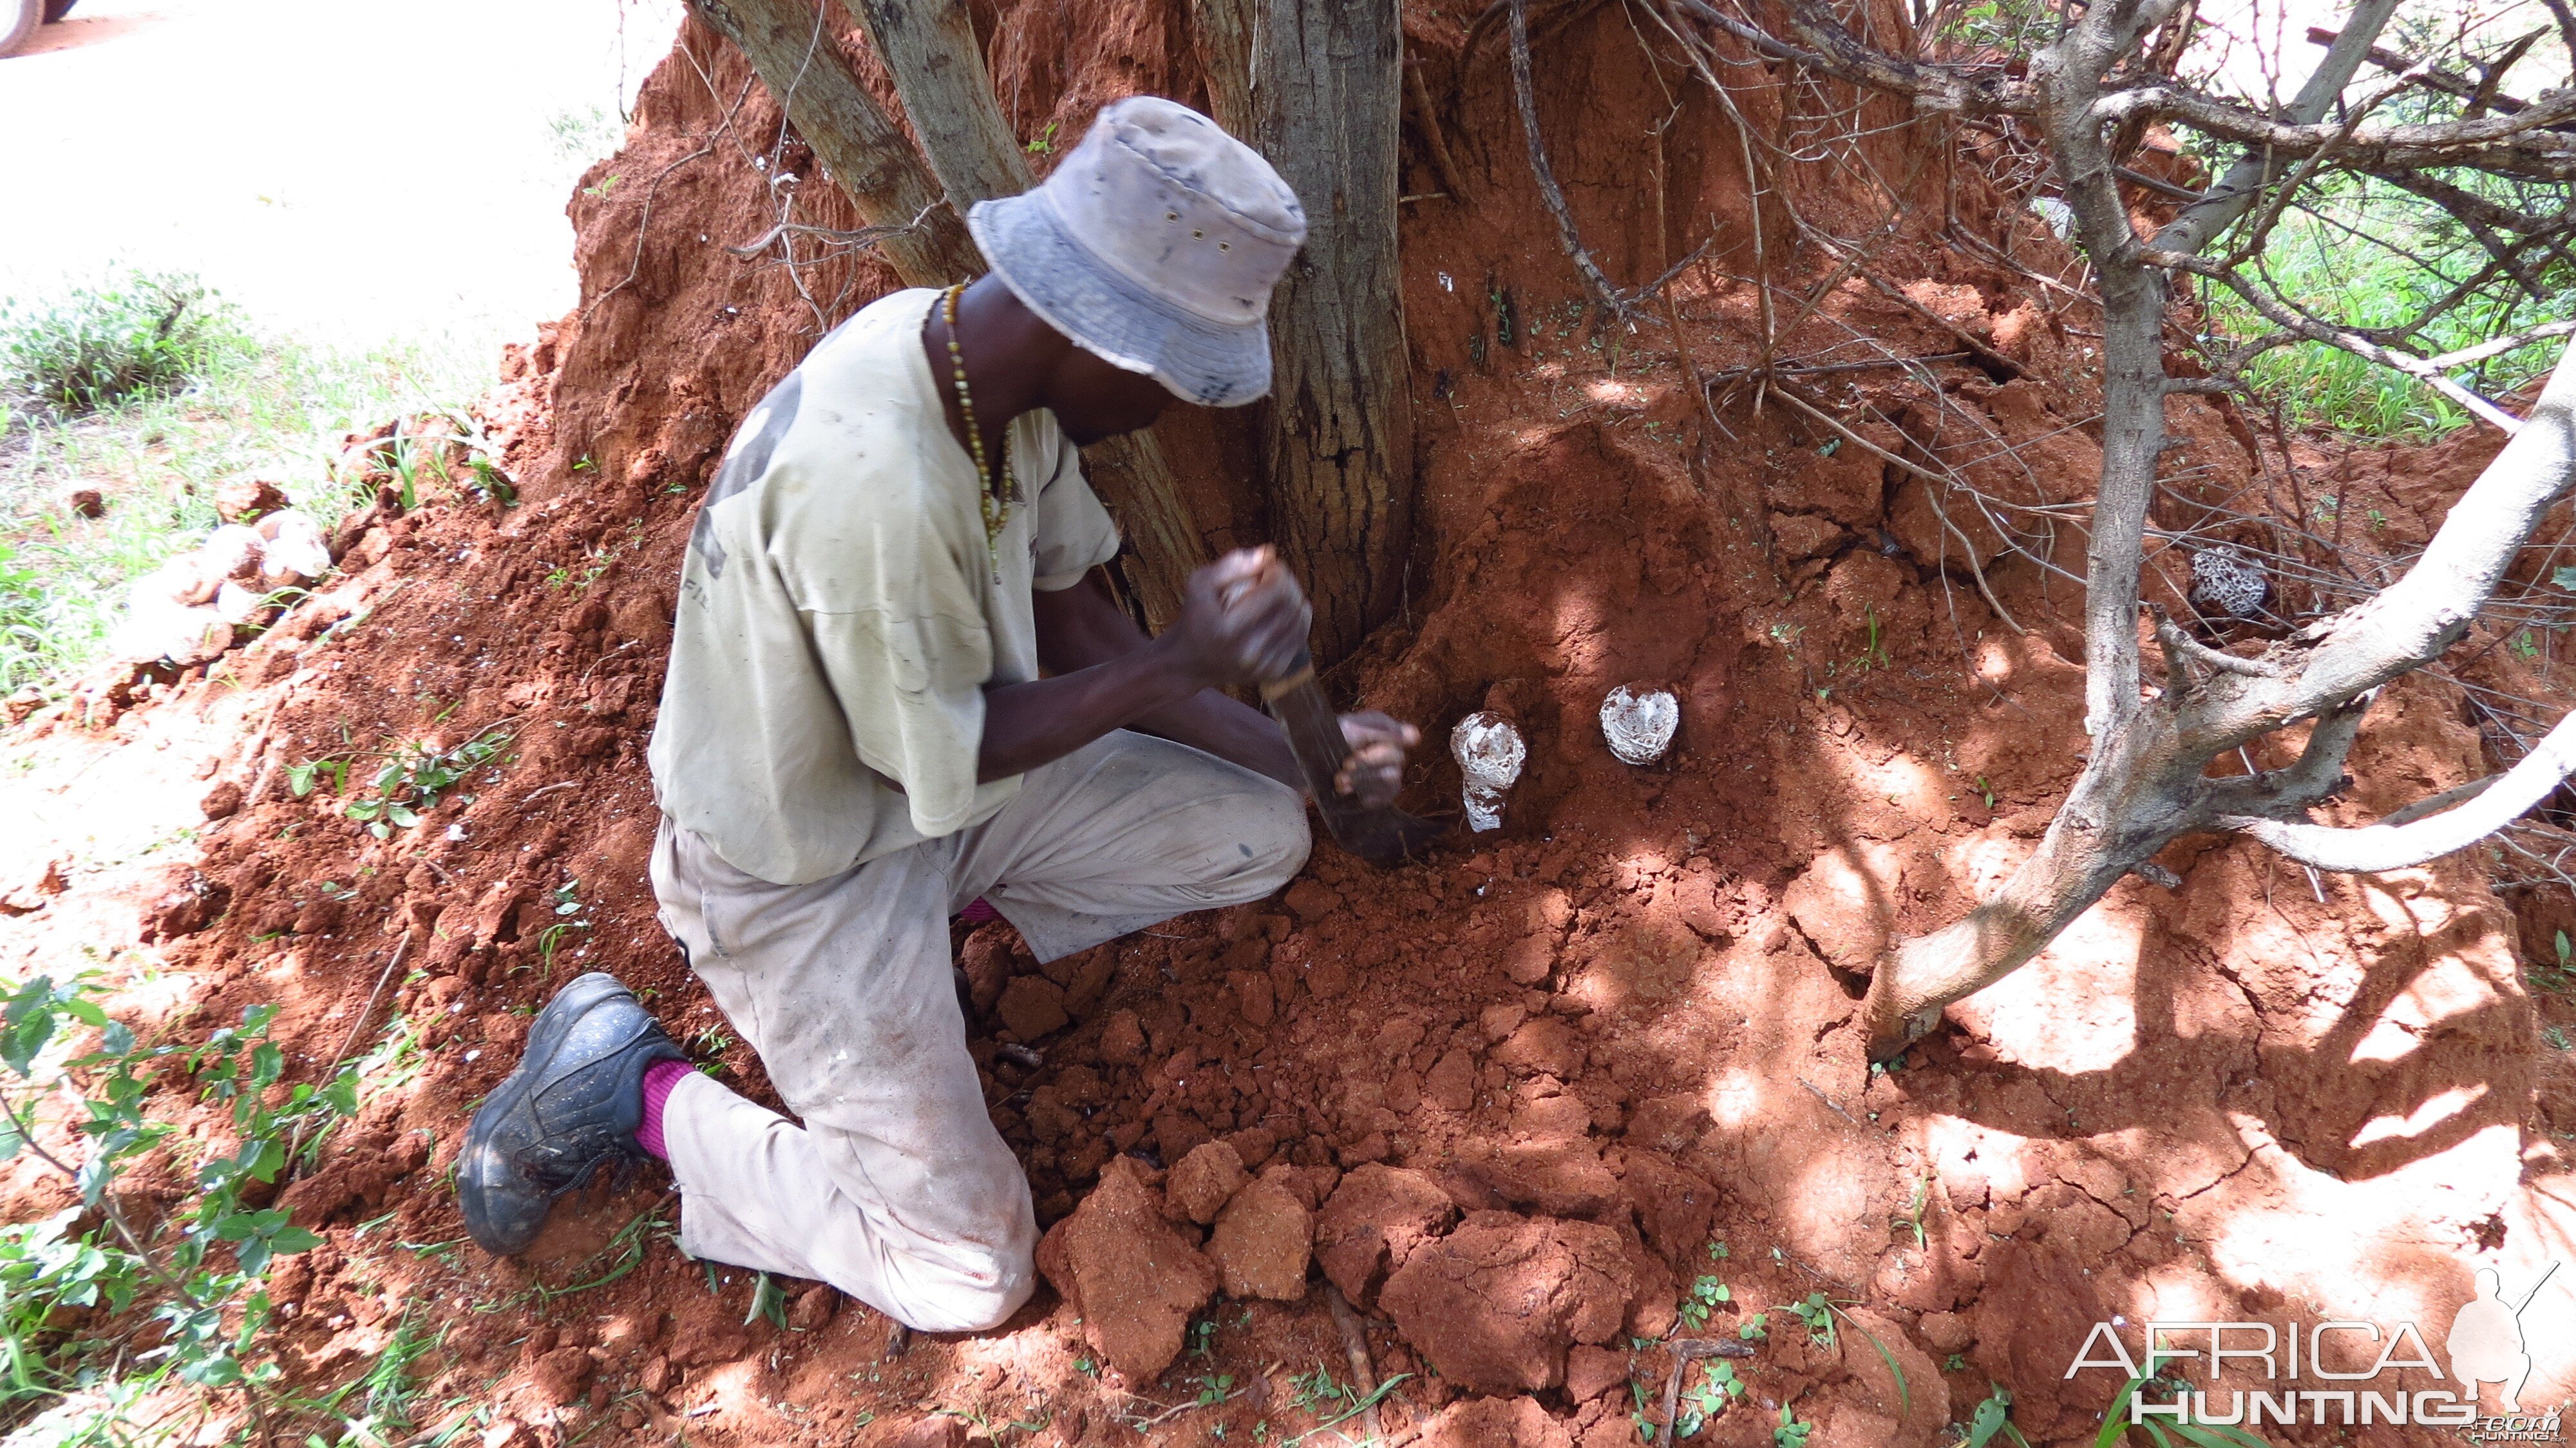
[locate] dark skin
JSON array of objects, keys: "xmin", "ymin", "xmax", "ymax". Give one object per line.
[{"xmin": 925, "ymin": 272, "xmax": 1417, "ymax": 803}]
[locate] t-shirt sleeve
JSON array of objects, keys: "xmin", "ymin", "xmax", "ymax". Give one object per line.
[
  {"xmin": 1030, "ymin": 442, "xmax": 1124, "ymax": 591},
  {"xmin": 795, "ymin": 513, "xmax": 998, "ymax": 839}
]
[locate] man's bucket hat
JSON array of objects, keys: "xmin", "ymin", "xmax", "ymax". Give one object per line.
[{"xmin": 968, "ymin": 97, "xmax": 1305, "ymax": 407}]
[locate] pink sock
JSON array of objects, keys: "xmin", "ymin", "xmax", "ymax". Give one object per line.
[
  {"xmin": 958, "ymin": 897, "xmax": 1001, "ymax": 924},
  {"xmin": 634, "ymin": 1059, "xmax": 692, "ymax": 1161}
]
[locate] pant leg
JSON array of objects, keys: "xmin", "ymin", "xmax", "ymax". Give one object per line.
[
  {"xmin": 648, "ymin": 819, "xmax": 1037, "ymax": 1333},
  {"xmin": 641, "ymin": 731, "xmax": 1306, "ymax": 1331},
  {"xmin": 952, "ymin": 730, "xmax": 1311, "ymax": 962}
]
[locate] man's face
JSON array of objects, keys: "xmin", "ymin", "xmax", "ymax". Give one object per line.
[{"xmin": 1045, "ymin": 348, "xmax": 1176, "ymax": 445}]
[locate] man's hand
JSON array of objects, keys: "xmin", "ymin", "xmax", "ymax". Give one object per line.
[
  {"xmin": 1334, "ymin": 711, "xmax": 1419, "ymax": 808},
  {"xmin": 1162, "ymin": 548, "xmax": 1312, "ymax": 690}
]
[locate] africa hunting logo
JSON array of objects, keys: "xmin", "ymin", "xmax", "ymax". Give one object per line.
[{"xmin": 2063, "ymin": 1262, "xmax": 2566, "ymax": 1441}]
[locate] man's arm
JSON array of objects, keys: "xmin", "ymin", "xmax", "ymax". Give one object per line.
[
  {"xmin": 975, "ymin": 550, "xmax": 1307, "ymax": 785},
  {"xmin": 1023, "ymin": 570, "xmax": 1302, "ymax": 789}
]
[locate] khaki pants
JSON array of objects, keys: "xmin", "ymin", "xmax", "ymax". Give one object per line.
[{"xmin": 647, "ymin": 730, "xmax": 1309, "ymax": 1332}]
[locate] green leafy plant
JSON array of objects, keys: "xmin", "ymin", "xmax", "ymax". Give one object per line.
[
  {"xmin": 1738, "ymin": 1311, "xmax": 1769, "ymax": 1342},
  {"xmin": 746, "ymin": 1271, "xmax": 790, "ymax": 1329},
  {"xmin": 1672, "ymin": 1358, "xmax": 1748, "ymax": 1437},
  {"xmin": 1788, "ymin": 1292, "xmax": 1836, "ymax": 1348},
  {"xmin": 0, "ymin": 269, "xmax": 246, "ymax": 415},
  {"xmin": 1774, "ymin": 1402, "xmax": 1812, "ymax": 1447},
  {"xmin": 1024, "ymin": 120, "xmax": 1060, "ymax": 155},
  {"xmin": 0, "ymin": 976, "xmax": 356, "ymax": 1436},
  {"xmin": 1856, "ymin": 604, "xmax": 1891, "ymax": 670},
  {"xmin": 2535, "ymin": 930, "xmax": 2575, "ymax": 995},
  {"xmin": 0, "ymin": 541, "xmax": 52, "ymax": 696},
  {"xmin": 1678, "ymin": 1274, "xmax": 1730, "ymax": 1331},
  {"xmin": 1960, "ymin": 1384, "xmax": 2032, "ymax": 1447},
  {"xmin": 343, "ymin": 725, "xmax": 513, "ymax": 838},
  {"xmin": 1896, "ymin": 1173, "xmax": 1929, "ymax": 1248},
  {"xmin": 528, "ymin": 879, "xmax": 594, "ymax": 978}
]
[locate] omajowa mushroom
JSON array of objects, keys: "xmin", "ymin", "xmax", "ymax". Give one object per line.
[
  {"xmin": 1600, "ymin": 684, "xmax": 1678, "ymax": 766},
  {"xmin": 106, "ymin": 509, "xmax": 337, "ymax": 667},
  {"xmin": 1450, "ymin": 712, "xmax": 1526, "ymax": 833}
]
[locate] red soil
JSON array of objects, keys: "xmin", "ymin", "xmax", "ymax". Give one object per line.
[{"xmin": 5, "ymin": 2, "xmax": 2575, "ymax": 1445}]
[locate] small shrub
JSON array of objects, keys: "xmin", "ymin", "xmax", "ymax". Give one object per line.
[
  {"xmin": 0, "ymin": 270, "xmax": 246, "ymax": 415},
  {"xmin": 0, "ymin": 975, "xmax": 357, "ymax": 1436}
]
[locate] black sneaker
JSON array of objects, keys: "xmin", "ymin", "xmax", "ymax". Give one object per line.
[{"xmin": 457, "ymin": 972, "xmax": 685, "ymax": 1255}]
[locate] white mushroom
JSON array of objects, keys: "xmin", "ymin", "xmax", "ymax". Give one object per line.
[
  {"xmin": 1450, "ymin": 712, "xmax": 1526, "ymax": 833},
  {"xmin": 1599, "ymin": 684, "xmax": 1678, "ymax": 766},
  {"xmin": 254, "ymin": 510, "xmax": 334, "ymax": 587}
]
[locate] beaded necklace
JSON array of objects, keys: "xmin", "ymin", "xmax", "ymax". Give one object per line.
[{"xmin": 940, "ymin": 283, "xmax": 1014, "ymax": 581}]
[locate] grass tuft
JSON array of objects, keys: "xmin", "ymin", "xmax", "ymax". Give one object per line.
[
  {"xmin": 0, "ymin": 303, "xmax": 497, "ymax": 698},
  {"xmin": 0, "ymin": 269, "xmax": 250, "ymax": 418}
]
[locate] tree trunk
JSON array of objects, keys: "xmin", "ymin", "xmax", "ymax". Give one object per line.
[
  {"xmin": 693, "ymin": 0, "xmax": 1204, "ymax": 628},
  {"xmin": 849, "ymin": 0, "xmax": 1030, "ymax": 203},
  {"xmin": 687, "ymin": 0, "xmax": 972, "ymax": 283},
  {"xmin": 1856, "ymin": 0, "xmax": 2415, "ymax": 1058},
  {"xmin": 1193, "ymin": 0, "xmax": 1414, "ymax": 666}
]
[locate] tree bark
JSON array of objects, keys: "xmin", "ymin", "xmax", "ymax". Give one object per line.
[
  {"xmin": 1193, "ymin": 0, "xmax": 1415, "ymax": 666},
  {"xmin": 849, "ymin": 0, "xmax": 1031, "ymax": 203},
  {"xmin": 694, "ymin": 0, "xmax": 1204, "ymax": 627},
  {"xmin": 687, "ymin": 0, "xmax": 974, "ymax": 283}
]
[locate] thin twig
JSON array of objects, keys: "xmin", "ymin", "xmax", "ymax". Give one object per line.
[
  {"xmin": 1657, "ymin": 1338, "xmax": 1756, "ymax": 1447},
  {"xmin": 1509, "ymin": 0, "xmax": 1629, "ymax": 323},
  {"xmin": 1323, "ymin": 1283, "xmax": 1384, "ymax": 1441}
]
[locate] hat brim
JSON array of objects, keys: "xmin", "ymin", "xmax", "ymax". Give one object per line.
[{"xmin": 969, "ymin": 193, "xmax": 1273, "ymax": 408}]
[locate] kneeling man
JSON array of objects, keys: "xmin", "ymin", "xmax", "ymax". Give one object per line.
[{"xmin": 455, "ymin": 97, "xmax": 1419, "ymax": 1334}]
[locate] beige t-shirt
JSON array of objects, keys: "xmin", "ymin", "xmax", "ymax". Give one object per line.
[{"xmin": 649, "ymin": 288, "xmax": 1124, "ymax": 884}]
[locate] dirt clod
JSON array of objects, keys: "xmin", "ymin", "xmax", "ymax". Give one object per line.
[
  {"xmin": 1314, "ymin": 1163, "xmax": 1458, "ymax": 1310},
  {"xmin": 1168, "ymin": 1139, "xmax": 1249, "ymax": 1224},
  {"xmin": 1208, "ymin": 1174, "xmax": 1312, "ymax": 1300},
  {"xmin": 996, "ymin": 975, "xmax": 1069, "ymax": 1040},
  {"xmin": 665, "ymin": 1312, "xmax": 750, "ymax": 1369},
  {"xmin": 960, "ymin": 926, "xmax": 1012, "ymax": 1013},
  {"xmin": 1378, "ymin": 1212, "xmax": 1634, "ymax": 1394},
  {"xmin": 1419, "ymin": 1394, "xmax": 1571, "ymax": 1447},
  {"xmin": 0, "ymin": 859, "xmax": 67, "ymax": 915},
  {"xmin": 788, "ymin": 1284, "xmax": 838, "ymax": 1332},
  {"xmin": 1096, "ymin": 1008, "xmax": 1145, "ymax": 1064},
  {"xmin": 529, "ymin": 1344, "xmax": 595, "ymax": 1405},
  {"xmin": 1035, "ymin": 1155, "xmax": 1217, "ymax": 1377},
  {"xmin": 1564, "ymin": 1344, "xmax": 1629, "ymax": 1402},
  {"xmin": 216, "ymin": 477, "xmax": 290, "ymax": 524},
  {"xmin": 887, "ymin": 1418, "xmax": 967, "ymax": 1448}
]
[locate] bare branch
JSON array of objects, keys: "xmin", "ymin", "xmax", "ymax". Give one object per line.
[
  {"xmin": 2265, "ymin": 339, "xmax": 2576, "ymax": 722},
  {"xmin": 2152, "ymin": 606, "xmax": 2287, "ymax": 678},
  {"xmin": 1668, "ymin": 0, "xmax": 2036, "ymax": 114},
  {"xmin": 2098, "ymin": 82, "xmax": 2576, "ymax": 182},
  {"xmin": 2381, "ymin": 773, "xmax": 2501, "ymax": 826},
  {"xmin": 2305, "ymin": 23, "xmax": 2565, "ymax": 125},
  {"xmin": 1510, "ymin": 0, "xmax": 1629, "ymax": 322},
  {"xmin": 2224, "ymin": 707, "xmax": 2576, "ymax": 871},
  {"xmin": 2154, "ymin": 0, "xmax": 2405, "ymax": 256}
]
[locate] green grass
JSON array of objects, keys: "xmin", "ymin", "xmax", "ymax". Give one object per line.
[
  {"xmin": 0, "ymin": 286, "xmax": 498, "ymax": 697},
  {"xmin": 2200, "ymin": 194, "xmax": 2571, "ymax": 440},
  {"xmin": 0, "ymin": 269, "xmax": 251, "ymax": 417}
]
